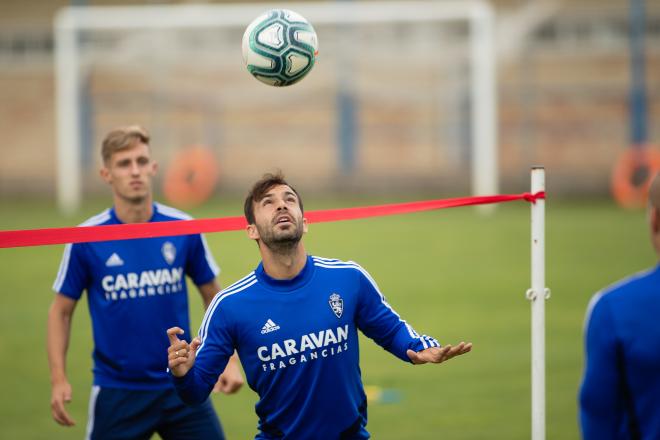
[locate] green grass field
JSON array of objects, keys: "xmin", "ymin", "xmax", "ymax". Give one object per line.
[{"xmin": 0, "ymin": 195, "xmax": 652, "ymax": 439}]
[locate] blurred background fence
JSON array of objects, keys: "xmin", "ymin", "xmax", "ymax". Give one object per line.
[{"xmin": 0, "ymin": 0, "xmax": 658, "ymax": 207}]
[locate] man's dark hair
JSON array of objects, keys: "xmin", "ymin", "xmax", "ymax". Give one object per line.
[{"xmin": 244, "ymin": 171, "xmax": 304, "ymax": 224}]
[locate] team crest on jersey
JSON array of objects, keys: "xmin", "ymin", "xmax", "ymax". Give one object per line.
[
  {"xmin": 161, "ymin": 242, "xmax": 176, "ymax": 265},
  {"xmin": 329, "ymin": 293, "xmax": 343, "ymax": 318}
]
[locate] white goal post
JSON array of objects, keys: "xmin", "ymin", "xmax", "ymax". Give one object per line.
[{"xmin": 54, "ymin": 0, "xmax": 497, "ymax": 214}]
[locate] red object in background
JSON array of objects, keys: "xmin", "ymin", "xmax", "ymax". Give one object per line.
[
  {"xmin": 611, "ymin": 146, "xmax": 660, "ymax": 209},
  {"xmin": 162, "ymin": 145, "xmax": 220, "ymax": 208}
]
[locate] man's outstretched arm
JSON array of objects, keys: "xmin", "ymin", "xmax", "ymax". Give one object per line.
[{"xmin": 354, "ymin": 265, "xmax": 472, "ymax": 363}]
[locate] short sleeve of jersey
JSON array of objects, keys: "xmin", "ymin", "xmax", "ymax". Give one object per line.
[
  {"xmin": 355, "ymin": 264, "xmax": 440, "ymax": 362},
  {"xmin": 184, "ymin": 234, "xmax": 220, "ymax": 286},
  {"xmin": 52, "ymin": 243, "xmax": 89, "ymax": 300}
]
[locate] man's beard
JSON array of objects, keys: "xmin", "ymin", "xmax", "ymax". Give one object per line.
[{"xmin": 256, "ymin": 220, "xmax": 304, "ymax": 253}]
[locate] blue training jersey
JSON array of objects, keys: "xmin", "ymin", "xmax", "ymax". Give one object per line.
[
  {"xmin": 579, "ymin": 264, "xmax": 660, "ymax": 439},
  {"xmin": 173, "ymin": 255, "xmax": 440, "ymax": 439},
  {"xmin": 53, "ymin": 203, "xmax": 219, "ymax": 390}
]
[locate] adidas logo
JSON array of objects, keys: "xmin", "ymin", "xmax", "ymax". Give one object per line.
[
  {"xmin": 105, "ymin": 253, "xmax": 124, "ymax": 267},
  {"xmin": 260, "ymin": 319, "xmax": 280, "ymax": 334}
]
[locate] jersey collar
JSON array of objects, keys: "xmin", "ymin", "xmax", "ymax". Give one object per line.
[
  {"xmin": 109, "ymin": 203, "xmax": 158, "ymax": 224},
  {"xmin": 255, "ymin": 255, "xmax": 315, "ymax": 292}
]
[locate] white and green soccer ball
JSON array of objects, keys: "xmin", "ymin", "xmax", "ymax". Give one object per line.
[{"xmin": 241, "ymin": 9, "xmax": 319, "ymax": 87}]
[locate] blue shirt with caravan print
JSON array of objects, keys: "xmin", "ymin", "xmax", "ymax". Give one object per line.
[
  {"xmin": 173, "ymin": 255, "xmax": 440, "ymax": 439},
  {"xmin": 53, "ymin": 203, "xmax": 219, "ymax": 390}
]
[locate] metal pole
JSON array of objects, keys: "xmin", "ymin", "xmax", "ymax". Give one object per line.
[
  {"xmin": 55, "ymin": 10, "xmax": 82, "ymax": 215},
  {"xmin": 336, "ymin": 0, "xmax": 357, "ymax": 176},
  {"xmin": 629, "ymin": 0, "xmax": 648, "ymax": 147},
  {"xmin": 528, "ymin": 166, "xmax": 547, "ymax": 440},
  {"xmin": 469, "ymin": 4, "xmax": 498, "ymax": 198}
]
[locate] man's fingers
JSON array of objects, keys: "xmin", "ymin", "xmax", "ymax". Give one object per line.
[
  {"xmin": 167, "ymin": 327, "xmax": 184, "ymax": 344},
  {"xmin": 168, "ymin": 351, "xmax": 195, "ymax": 373},
  {"xmin": 443, "ymin": 343, "xmax": 461, "ymax": 358},
  {"xmin": 216, "ymin": 378, "xmax": 231, "ymax": 394},
  {"xmin": 59, "ymin": 409, "xmax": 75, "ymax": 426},
  {"xmin": 51, "ymin": 400, "xmax": 75, "ymax": 426},
  {"xmin": 438, "ymin": 345, "xmax": 451, "ymax": 358},
  {"xmin": 408, "ymin": 342, "xmax": 473, "ymax": 365},
  {"xmin": 446, "ymin": 342, "xmax": 472, "ymax": 359},
  {"xmin": 419, "ymin": 346, "xmax": 449, "ymax": 363},
  {"xmin": 168, "ymin": 339, "xmax": 202, "ymax": 369},
  {"xmin": 406, "ymin": 349, "xmax": 422, "ymax": 364},
  {"xmin": 168, "ymin": 346, "xmax": 187, "ymax": 360},
  {"xmin": 224, "ymin": 381, "xmax": 242, "ymax": 394},
  {"xmin": 212, "ymin": 379, "xmax": 224, "ymax": 394},
  {"xmin": 214, "ymin": 373, "xmax": 244, "ymax": 395},
  {"xmin": 190, "ymin": 337, "xmax": 202, "ymax": 353},
  {"xmin": 51, "ymin": 382, "xmax": 75, "ymax": 426},
  {"xmin": 168, "ymin": 356, "xmax": 190, "ymax": 368},
  {"xmin": 435, "ymin": 342, "xmax": 472, "ymax": 362},
  {"xmin": 168, "ymin": 340, "xmax": 189, "ymax": 357}
]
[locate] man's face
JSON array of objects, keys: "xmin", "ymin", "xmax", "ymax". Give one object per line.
[
  {"xmin": 100, "ymin": 142, "xmax": 156, "ymax": 204},
  {"xmin": 248, "ymin": 184, "xmax": 307, "ymax": 250}
]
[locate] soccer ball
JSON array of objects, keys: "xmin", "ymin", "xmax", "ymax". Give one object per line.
[{"xmin": 241, "ymin": 9, "xmax": 319, "ymax": 87}]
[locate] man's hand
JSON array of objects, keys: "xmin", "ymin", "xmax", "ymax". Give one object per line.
[
  {"xmin": 50, "ymin": 379, "xmax": 75, "ymax": 426},
  {"xmin": 406, "ymin": 342, "xmax": 472, "ymax": 365},
  {"xmin": 167, "ymin": 327, "xmax": 200, "ymax": 377},
  {"xmin": 213, "ymin": 353, "xmax": 244, "ymax": 394}
]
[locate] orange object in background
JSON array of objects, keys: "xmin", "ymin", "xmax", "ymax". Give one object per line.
[
  {"xmin": 162, "ymin": 146, "xmax": 219, "ymax": 208},
  {"xmin": 611, "ymin": 146, "xmax": 660, "ymax": 209}
]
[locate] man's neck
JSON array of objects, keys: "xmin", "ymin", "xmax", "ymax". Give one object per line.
[
  {"xmin": 260, "ymin": 244, "xmax": 307, "ymax": 280},
  {"xmin": 113, "ymin": 197, "xmax": 153, "ymax": 224}
]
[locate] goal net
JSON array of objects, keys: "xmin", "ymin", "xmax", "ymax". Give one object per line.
[{"xmin": 54, "ymin": 1, "xmax": 496, "ymax": 212}]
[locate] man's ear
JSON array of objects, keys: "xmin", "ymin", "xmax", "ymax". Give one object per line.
[
  {"xmin": 247, "ymin": 224, "xmax": 260, "ymax": 240},
  {"xmin": 302, "ymin": 217, "xmax": 309, "ymax": 234},
  {"xmin": 651, "ymin": 207, "xmax": 660, "ymax": 234},
  {"xmin": 99, "ymin": 166, "xmax": 111, "ymax": 184}
]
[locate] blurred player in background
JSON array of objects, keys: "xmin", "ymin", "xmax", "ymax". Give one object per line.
[
  {"xmin": 167, "ymin": 171, "xmax": 472, "ymax": 439},
  {"xmin": 579, "ymin": 173, "xmax": 660, "ymax": 439},
  {"xmin": 47, "ymin": 125, "xmax": 243, "ymax": 439}
]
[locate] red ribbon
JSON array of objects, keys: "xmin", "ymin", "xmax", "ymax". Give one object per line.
[{"xmin": 0, "ymin": 192, "xmax": 544, "ymax": 249}]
